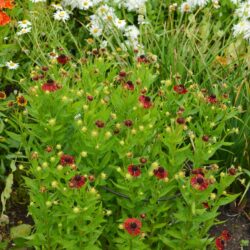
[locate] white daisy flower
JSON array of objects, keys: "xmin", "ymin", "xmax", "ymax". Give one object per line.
[
  {"xmin": 17, "ymin": 20, "xmax": 32, "ymax": 29},
  {"xmin": 78, "ymin": 0, "xmax": 93, "ymax": 10},
  {"xmin": 232, "ymin": 20, "xmax": 250, "ymax": 37},
  {"xmin": 6, "ymin": 61, "xmax": 19, "ymax": 70},
  {"xmin": 90, "ymin": 26, "xmax": 103, "ymax": 37},
  {"xmin": 17, "ymin": 27, "xmax": 32, "ymax": 36},
  {"xmin": 53, "ymin": 10, "xmax": 70, "ymax": 22},
  {"xmin": 114, "ymin": 19, "xmax": 126, "ymax": 30}
]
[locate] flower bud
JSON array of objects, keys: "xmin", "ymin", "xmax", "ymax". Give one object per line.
[
  {"xmin": 73, "ymin": 207, "xmax": 80, "ymax": 213},
  {"xmin": 46, "ymin": 201, "xmax": 52, "ymax": 207},
  {"xmin": 81, "ymin": 151, "xmax": 88, "ymax": 157}
]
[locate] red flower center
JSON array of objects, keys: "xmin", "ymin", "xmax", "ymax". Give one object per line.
[
  {"xmin": 18, "ymin": 97, "xmax": 25, "ymax": 103},
  {"xmin": 74, "ymin": 175, "xmax": 82, "ymax": 181},
  {"xmin": 158, "ymin": 167, "xmax": 165, "ymax": 173},
  {"xmin": 132, "ymin": 166, "xmax": 139, "ymax": 172},
  {"xmin": 130, "ymin": 222, "xmax": 137, "ymax": 229},
  {"xmin": 196, "ymin": 177, "xmax": 204, "ymax": 184}
]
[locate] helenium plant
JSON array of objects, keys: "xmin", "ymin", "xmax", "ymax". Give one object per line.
[{"xmin": 12, "ymin": 48, "xmax": 241, "ymax": 249}]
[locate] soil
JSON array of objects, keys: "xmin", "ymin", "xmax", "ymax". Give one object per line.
[
  {"xmin": 0, "ymin": 188, "xmax": 32, "ymax": 249},
  {"xmin": 210, "ymin": 205, "xmax": 250, "ymax": 250}
]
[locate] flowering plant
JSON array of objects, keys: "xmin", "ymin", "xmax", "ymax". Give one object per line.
[
  {"xmin": 13, "ymin": 49, "xmax": 242, "ymax": 249},
  {"xmin": 0, "ymin": 0, "xmax": 248, "ymax": 249}
]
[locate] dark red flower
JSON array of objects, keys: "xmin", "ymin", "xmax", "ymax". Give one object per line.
[
  {"xmin": 176, "ymin": 117, "xmax": 185, "ymax": 124},
  {"xmin": 128, "ymin": 164, "xmax": 141, "ymax": 177},
  {"xmin": 57, "ymin": 54, "xmax": 69, "ymax": 65},
  {"xmin": 60, "ymin": 154, "xmax": 75, "ymax": 166},
  {"xmin": 45, "ymin": 146, "xmax": 53, "ymax": 153},
  {"xmin": 140, "ymin": 214, "xmax": 146, "ymax": 219},
  {"xmin": 208, "ymin": 94, "xmax": 217, "ymax": 104},
  {"xmin": 95, "ymin": 120, "xmax": 105, "ymax": 128},
  {"xmin": 215, "ymin": 236, "xmax": 225, "ymax": 250},
  {"xmin": 88, "ymin": 175, "xmax": 95, "ymax": 182},
  {"xmin": 202, "ymin": 135, "xmax": 209, "ymax": 142},
  {"xmin": 17, "ymin": 96, "xmax": 27, "ymax": 107},
  {"xmin": 228, "ymin": 167, "xmax": 236, "ymax": 176},
  {"xmin": 202, "ymin": 202, "xmax": 210, "ymax": 209},
  {"xmin": 69, "ymin": 175, "xmax": 86, "ymax": 189},
  {"xmin": 41, "ymin": 66, "xmax": 49, "ymax": 71},
  {"xmin": 139, "ymin": 95, "xmax": 152, "ymax": 109},
  {"xmin": 92, "ymin": 49, "xmax": 99, "ymax": 56},
  {"xmin": 124, "ymin": 218, "xmax": 142, "ymax": 236},
  {"xmin": 124, "ymin": 120, "xmax": 133, "ymax": 127},
  {"xmin": 221, "ymin": 230, "xmax": 231, "ymax": 241},
  {"xmin": 153, "ymin": 166, "xmax": 168, "ymax": 179},
  {"xmin": 41, "ymin": 79, "xmax": 61, "ymax": 92},
  {"xmin": 87, "ymin": 95, "xmax": 94, "ymax": 101},
  {"xmin": 137, "ymin": 55, "xmax": 148, "ymax": 63},
  {"xmin": 191, "ymin": 168, "xmax": 204, "ymax": 175},
  {"xmin": 140, "ymin": 157, "xmax": 147, "ymax": 164},
  {"xmin": 119, "ymin": 71, "xmax": 127, "ymax": 77},
  {"xmin": 0, "ymin": 91, "xmax": 6, "ymax": 99},
  {"xmin": 173, "ymin": 84, "xmax": 188, "ymax": 94},
  {"xmin": 124, "ymin": 81, "xmax": 134, "ymax": 91},
  {"xmin": 191, "ymin": 174, "xmax": 209, "ymax": 191}
]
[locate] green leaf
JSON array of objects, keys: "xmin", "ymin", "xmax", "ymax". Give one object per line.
[
  {"xmin": 215, "ymin": 194, "xmax": 240, "ymax": 207},
  {"xmin": 10, "ymin": 224, "xmax": 32, "ymax": 239},
  {"xmin": 159, "ymin": 236, "xmax": 178, "ymax": 249}
]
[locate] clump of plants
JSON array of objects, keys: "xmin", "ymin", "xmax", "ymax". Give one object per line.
[
  {"xmin": 0, "ymin": 1, "xmax": 249, "ymax": 249},
  {"xmin": 10, "ymin": 48, "xmax": 242, "ymax": 249}
]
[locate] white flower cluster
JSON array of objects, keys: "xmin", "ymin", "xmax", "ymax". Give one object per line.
[
  {"xmin": 62, "ymin": 0, "xmax": 103, "ymax": 10},
  {"xmin": 52, "ymin": 4, "xmax": 70, "ymax": 22},
  {"xmin": 62, "ymin": 0, "xmax": 147, "ymax": 12},
  {"xmin": 17, "ymin": 20, "xmax": 32, "ymax": 36},
  {"xmin": 233, "ymin": 0, "xmax": 250, "ymax": 42},
  {"xmin": 179, "ymin": 0, "xmax": 220, "ymax": 13},
  {"xmin": 113, "ymin": 0, "xmax": 147, "ymax": 12},
  {"xmin": 89, "ymin": 4, "xmax": 143, "ymax": 52}
]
